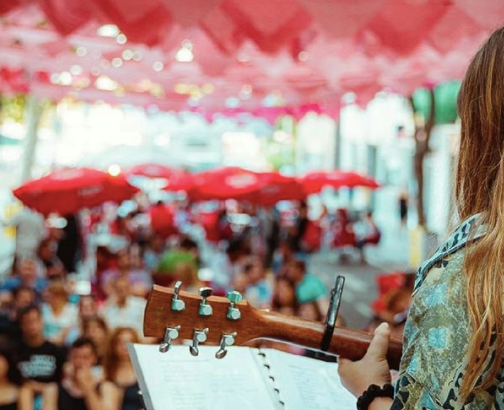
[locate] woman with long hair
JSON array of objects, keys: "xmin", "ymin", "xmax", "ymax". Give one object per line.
[
  {"xmin": 103, "ymin": 327, "xmax": 143, "ymax": 410},
  {"xmin": 339, "ymin": 27, "xmax": 504, "ymax": 409},
  {"xmin": 82, "ymin": 317, "xmax": 109, "ymax": 366}
]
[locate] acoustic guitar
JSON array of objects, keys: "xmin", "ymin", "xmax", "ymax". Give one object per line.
[{"xmin": 143, "ymin": 283, "xmax": 403, "ymax": 369}]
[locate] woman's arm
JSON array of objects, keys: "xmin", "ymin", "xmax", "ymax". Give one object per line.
[{"xmin": 100, "ymin": 381, "xmax": 122, "ymax": 410}]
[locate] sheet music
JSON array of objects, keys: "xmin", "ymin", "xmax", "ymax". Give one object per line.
[
  {"xmin": 263, "ymin": 349, "xmax": 356, "ymax": 410},
  {"xmin": 129, "ymin": 344, "xmax": 281, "ymax": 410}
]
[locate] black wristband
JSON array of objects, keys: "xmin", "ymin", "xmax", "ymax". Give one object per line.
[{"xmin": 356, "ymin": 384, "xmax": 394, "ymax": 410}]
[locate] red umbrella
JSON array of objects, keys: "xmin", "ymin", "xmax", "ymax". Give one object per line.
[
  {"xmin": 236, "ymin": 172, "xmax": 306, "ymax": 206},
  {"xmin": 188, "ymin": 167, "xmax": 262, "ymax": 201},
  {"xmin": 13, "ymin": 167, "xmax": 139, "ymax": 216},
  {"xmin": 163, "ymin": 172, "xmax": 195, "ymax": 192},
  {"xmin": 300, "ymin": 171, "xmax": 380, "ymax": 195},
  {"xmin": 125, "ymin": 163, "xmax": 185, "ymax": 179}
]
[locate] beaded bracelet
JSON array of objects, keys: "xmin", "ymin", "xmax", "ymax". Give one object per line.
[{"xmin": 356, "ymin": 384, "xmax": 395, "ymax": 410}]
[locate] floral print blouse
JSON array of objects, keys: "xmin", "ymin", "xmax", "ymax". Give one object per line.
[{"xmin": 391, "ymin": 214, "xmax": 504, "ymax": 410}]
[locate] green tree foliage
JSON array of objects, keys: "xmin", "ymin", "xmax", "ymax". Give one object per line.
[{"xmin": 412, "ymin": 81, "xmax": 461, "ymax": 125}]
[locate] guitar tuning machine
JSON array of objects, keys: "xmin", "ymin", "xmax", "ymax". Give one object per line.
[
  {"xmin": 226, "ymin": 291, "xmax": 242, "ymax": 320},
  {"xmin": 171, "ymin": 281, "xmax": 185, "ymax": 312},
  {"xmin": 159, "ymin": 325, "xmax": 180, "ymax": 353},
  {"xmin": 189, "ymin": 328, "xmax": 209, "ymax": 357},
  {"xmin": 198, "ymin": 287, "xmax": 213, "ymax": 316},
  {"xmin": 215, "ymin": 332, "xmax": 237, "ymax": 359}
]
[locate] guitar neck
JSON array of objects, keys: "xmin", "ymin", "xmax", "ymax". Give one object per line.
[
  {"xmin": 257, "ymin": 309, "xmax": 403, "ymax": 370},
  {"xmin": 143, "ymin": 284, "xmax": 403, "ymax": 370}
]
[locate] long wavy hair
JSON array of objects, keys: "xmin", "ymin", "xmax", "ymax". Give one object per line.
[
  {"xmin": 103, "ymin": 327, "xmax": 139, "ymax": 382},
  {"xmin": 456, "ymin": 26, "xmax": 504, "ymax": 400}
]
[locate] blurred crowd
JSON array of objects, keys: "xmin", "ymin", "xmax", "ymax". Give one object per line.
[{"xmin": 0, "ymin": 197, "xmax": 410, "ymax": 410}]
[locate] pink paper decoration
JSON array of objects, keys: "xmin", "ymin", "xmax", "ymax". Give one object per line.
[
  {"xmin": 39, "ymin": 0, "xmax": 91, "ymax": 35},
  {"xmin": 297, "ymin": 0, "xmax": 390, "ymax": 38},
  {"xmin": 428, "ymin": 7, "xmax": 483, "ymax": 53},
  {"xmin": 160, "ymin": 0, "xmax": 222, "ymax": 28},
  {"xmin": 91, "ymin": 0, "xmax": 172, "ymax": 46},
  {"xmin": 200, "ymin": 5, "xmax": 244, "ymax": 54},
  {"xmin": 367, "ymin": 0, "xmax": 451, "ymax": 55},
  {"xmin": 221, "ymin": 0, "xmax": 312, "ymax": 53},
  {"xmin": 453, "ymin": 0, "xmax": 504, "ymax": 30}
]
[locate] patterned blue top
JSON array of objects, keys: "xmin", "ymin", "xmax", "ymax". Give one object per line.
[{"xmin": 390, "ymin": 214, "xmax": 504, "ymax": 410}]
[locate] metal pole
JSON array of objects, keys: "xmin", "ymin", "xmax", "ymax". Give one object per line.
[{"xmin": 20, "ymin": 96, "xmax": 43, "ymax": 183}]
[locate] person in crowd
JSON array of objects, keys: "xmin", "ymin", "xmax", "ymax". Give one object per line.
[
  {"xmin": 171, "ymin": 261, "xmax": 202, "ymax": 292},
  {"xmin": 101, "ymin": 249, "xmax": 151, "ymax": 298},
  {"xmin": 284, "ymin": 259, "xmax": 327, "ymax": 307},
  {"xmin": 149, "ymin": 201, "xmax": 178, "ymax": 240},
  {"xmin": 265, "ymin": 208, "xmax": 281, "ymax": 268},
  {"xmin": 216, "ymin": 208, "xmax": 233, "ymax": 243},
  {"xmin": 271, "ymin": 276, "xmax": 298, "ymax": 316},
  {"xmin": 332, "ymin": 208, "xmax": 356, "ymax": 249},
  {"xmin": 41, "ymin": 281, "xmax": 78, "ymax": 346},
  {"xmin": 155, "ymin": 238, "xmax": 200, "ymax": 286},
  {"xmin": 230, "ymin": 271, "xmax": 248, "ymax": 296},
  {"xmin": 179, "ymin": 237, "xmax": 201, "ymax": 267},
  {"xmin": 0, "ymin": 347, "xmax": 22, "ymax": 410},
  {"xmin": 297, "ymin": 301, "xmax": 324, "ymax": 322},
  {"xmin": 242, "ymin": 258, "xmax": 272, "ymax": 309},
  {"xmin": 82, "ymin": 318, "xmax": 109, "ymax": 366},
  {"xmin": 56, "ymin": 214, "xmax": 82, "ymax": 274},
  {"xmin": 103, "ymin": 327, "xmax": 143, "ymax": 410},
  {"xmin": 101, "ymin": 276, "xmax": 145, "ymax": 337},
  {"xmin": 271, "ymin": 239, "xmax": 296, "ymax": 276},
  {"xmin": 355, "ymin": 211, "xmax": 381, "ymax": 263},
  {"xmin": 36, "ymin": 239, "xmax": 66, "ymax": 281},
  {"xmin": 291, "ymin": 201, "xmax": 309, "ymax": 252},
  {"xmin": 0, "ymin": 286, "xmax": 35, "ymax": 345},
  {"xmin": 66, "ymin": 294, "xmax": 100, "ymax": 345},
  {"xmin": 2, "ymin": 207, "xmax": 45, "ymax": 261},
  {"xmin": 398, "ymin": 190, "xmax": 408, "ymax": 226},
  {"xmin": 142, "ymin": 235, "xmax": 165, "ymax": 272},
  {"xmin": 14, "ymin": 305, "xmax": 66, "ymax": 409},
  {"xmin": 0, "ymin": 258, "xmax": 48, "ymax": 298},
  {"xmin": 43, "ymin": 337, "xmax": 119, "ymax": 410}
]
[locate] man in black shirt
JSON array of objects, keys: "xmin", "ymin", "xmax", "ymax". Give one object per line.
[
  {"xmin": 14, "ymin": 305, "xmax": 66, "ymax": 405},
  {"xmin": 45, "ymin": 337, "xmax": 119, "ymax": 410}
]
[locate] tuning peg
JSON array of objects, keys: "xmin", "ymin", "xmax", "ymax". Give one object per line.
[
  {"xmin": 215, "ymin": 332, "xmax": 237, "ymax": 359},
  {"xmin": 189, "ymin": 328, "xmax": 209, "ymax": 357},
  {"xmin": 159, "ymin": 325, "xmax": 180, "ymax": 353},
  {"xmin": 226, "ymin": 291, "xmax": 243, "ymax": 320},
  {"xmin": 171, "ymin": 281, "xmax": 185, "ymax": 312},
  {"xmin": 198, "ymin": 287, "xmax": 213, "ymax": 316}
]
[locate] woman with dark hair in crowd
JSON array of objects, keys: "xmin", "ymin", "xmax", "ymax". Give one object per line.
[
  {"xmin": 271, "ymin": 276, "xmax": 298, "ymax": 316},
  {"xmin": 103, "ymin": 327, "xmax": 143, "ymax": 410},
  {"xmin": 82, "ymin": 317, "xmax": 109, "ymax": 366},
  {"xmin": 0, "ymin": 347, "xmax": 22, "ymax": 410}
]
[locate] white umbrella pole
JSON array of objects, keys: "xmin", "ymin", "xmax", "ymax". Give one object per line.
[{"xmin": 20, "ymin": 96, "xmax": 43, "ymax": 183}]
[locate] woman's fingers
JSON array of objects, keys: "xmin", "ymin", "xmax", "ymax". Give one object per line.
[{"xmin": 365, "ymin": 322, "xmax": 391, "ymax": 361}]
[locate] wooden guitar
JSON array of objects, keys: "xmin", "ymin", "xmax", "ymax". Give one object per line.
[{"xmin": 144, "ymin": 284, "xmax": 403, "ymax": 369}]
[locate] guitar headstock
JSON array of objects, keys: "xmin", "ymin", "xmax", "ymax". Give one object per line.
[{"xmin": 144, "ymin": 282, "xmax": 264, "ymax": 358}]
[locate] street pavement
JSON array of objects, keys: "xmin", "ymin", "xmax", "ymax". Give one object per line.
[{"xmin": 308, "ymin": 221, "xmax": 412, "ymax": 330}]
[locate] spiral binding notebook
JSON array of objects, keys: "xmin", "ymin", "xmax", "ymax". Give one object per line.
[{"xmin": 128, "ymin": 343, "xmax": 356, "ymax": 410}]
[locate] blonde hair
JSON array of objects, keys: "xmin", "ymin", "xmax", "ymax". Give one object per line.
[{"xmin": 456, "ymin": 26, "xmax": 504, "ymax": 400}]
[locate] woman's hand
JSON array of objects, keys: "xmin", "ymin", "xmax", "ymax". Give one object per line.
[{"xmin": 338, "ymin": 322, "xmax": 393, "ymax": 397}]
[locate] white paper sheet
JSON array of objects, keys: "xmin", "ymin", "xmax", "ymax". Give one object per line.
[
  {"xmin": 263, "ymin": 349, "xmax": 357, "ymax": 410},
  {"xmin": 129, "ymin": 344, "xmax": 281, "ymax": 410}
]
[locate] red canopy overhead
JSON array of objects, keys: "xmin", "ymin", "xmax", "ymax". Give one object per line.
[{"xmin": 0, "ymin": 1, "xmax": 500, "ymax": 113}]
